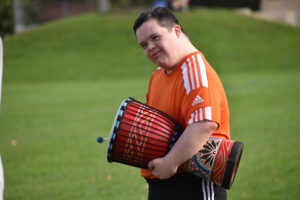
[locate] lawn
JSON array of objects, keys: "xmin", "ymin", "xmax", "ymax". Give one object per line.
[{"xmin": 0, "ymin": 8, "xmax": 300, "ymax": 200}]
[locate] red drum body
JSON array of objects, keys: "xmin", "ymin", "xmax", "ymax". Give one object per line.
[
  {"xmin": 179, "ymin": 137, "xmax": 243, "ymax": 189},
  {"xmin": 106, "ymin": 97, "xmax": 243, "ymax": 189},
  {"xmin": 107, "ymin": 97, "xmax": 182, "ymax": 169}
]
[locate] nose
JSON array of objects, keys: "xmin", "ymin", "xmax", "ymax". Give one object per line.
[{"xmin": 146, "ymin": 42, "xmax": 155, "ymax": 52}]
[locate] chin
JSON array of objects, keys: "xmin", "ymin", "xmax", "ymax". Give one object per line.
[
  {"xmin": 152, "ymin": 60, "xmax": 163, "ymax": 67},
  {"xmin": 154, "ymin": 58, "xmax": 167, "ymax": 66},
  {"xmin": 157, "ymin": 61, "xmax": 171, "ymax": 68}
]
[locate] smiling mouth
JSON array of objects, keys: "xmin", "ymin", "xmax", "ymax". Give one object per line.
[{"xmin": 151, "ymin": 50, "xmax": 161, "ymax": 59}]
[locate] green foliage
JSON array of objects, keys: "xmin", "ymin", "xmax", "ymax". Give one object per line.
[
  {"xmin": 21, "ymin": 0, "xmax": 42, "ymax": 24},
  {"xmin": 190, "ymin": 0, "xmax": 260, "ymax": 10},
  {"xmin": 0, "ymin": 0, "xmax": 42, "ymax": 37},
  {"xmin": 0, "ymin": 0, "xmax": 13, "ymax": 37},
  {"xmin": 111, "ymin": 0, "xmax": 148, "ymax": 8}
]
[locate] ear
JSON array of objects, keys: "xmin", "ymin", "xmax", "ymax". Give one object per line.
[{"xmin": 174, "ymin": 25, "xmax": 182, "ymax": 38}]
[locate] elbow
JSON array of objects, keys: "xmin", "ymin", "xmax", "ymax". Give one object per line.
[{"xmin": 195, "ymin": 120, "xmax": 218, "ymax": 136}]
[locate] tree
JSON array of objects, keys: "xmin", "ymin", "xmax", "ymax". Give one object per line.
[{"xmin": 0, "ymin": 0, "xmax": 14, "ymax": 37}]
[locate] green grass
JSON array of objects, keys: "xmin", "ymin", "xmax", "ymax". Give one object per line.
[
  {"xmin": 0, "ymin": 80, "xmax": 148, "ymax": 200},
  {"xmin": 3, "ymin": 9, "xmax": 300, "ymax": 82},
  {"xmin": 224, "ymin": 71, "xmax": 300, "ymax": 199},
  {"xmin": 1, "ymin": 8, "xmax": 300, "ymax": 200}
]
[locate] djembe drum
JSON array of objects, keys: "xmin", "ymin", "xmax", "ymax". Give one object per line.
[
  {"xmin": 106, "ymin": 97, "xmax": 183, "ymax": 169},
  {"xmin": 98, "ymin": 97, "xmax": 243, "ymax": 189},
  {"xmin": 178, "ymin": 137, "xmax": 243, "ymax": 189}
]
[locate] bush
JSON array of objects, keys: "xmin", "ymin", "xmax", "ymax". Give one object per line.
[{"xmin": 0, "ymin": 0, "xmax": 14, "ymax": 38}]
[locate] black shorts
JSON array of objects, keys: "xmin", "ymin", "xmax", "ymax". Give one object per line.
[{"xmin": 146, "ymin": 173, "xmax": 227, "ymax": 200}]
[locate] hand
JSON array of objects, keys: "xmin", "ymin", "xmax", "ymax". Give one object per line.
[{"xmin": 148, "ymin": 157, "xmax": 178, "ymax": 179}]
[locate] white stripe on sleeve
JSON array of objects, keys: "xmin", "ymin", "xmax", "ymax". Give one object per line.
[
  {"xmin": 187, "ymin": 58, "xmax": 195, "ymax": 90},
  {"xmin": 205, "ymin": 106, "xmax": 212, "ymax": 120},
  {"xmin": 197, "ymin": 54, "xmax": 208, "ymax": 88},
  {"xmin": 194, "ymin": 109, "xmax": 198, "ymax": 122},
  {"xmin": 188, "ymin": 112, "xmax": 194, "ymax": 125},
  {"xmin": 199, "ymin": 108, "xmax": 203, "ymax": 121},
  {"xmin": 192, "ymin": 55, "xmax": 201, "ymax": 88},
  {"xmin": 181, "ymin": 63, "xmax": 191, "ymax": 94}
]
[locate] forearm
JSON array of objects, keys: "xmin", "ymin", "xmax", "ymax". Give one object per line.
[
  {"xmin": 148, "ymin": 120, "xmax": 218, "ymax": 179},
  {"xmin": 165, "ymin": 121, "xmax": 217, "ymax": 167}
]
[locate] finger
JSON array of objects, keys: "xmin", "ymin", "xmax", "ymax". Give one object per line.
[{"xmin": 148, "ymin": 160, "xmax": 154, "ymax": 170}]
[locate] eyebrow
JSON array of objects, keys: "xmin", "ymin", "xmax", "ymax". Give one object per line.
[{"xmin": 138, "ymin": 33, "xmax": 159, "ymax": 47}]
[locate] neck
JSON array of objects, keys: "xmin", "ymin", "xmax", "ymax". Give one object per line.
[
  {"xmin": 165, "ymin": 44, "xmax": 198, "ymax": 74},
  {"xmin": 163, "ymin": 33, "xmax": 198, "ymax": 74},
  {"xmin": 182, "ymin": 36, "xmax": 198, "ymax": 55}
]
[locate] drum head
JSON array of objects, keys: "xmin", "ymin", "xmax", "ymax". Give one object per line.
[{"xmin": 107, "ymin": 97, "xmax": 131, "ymax": 162}]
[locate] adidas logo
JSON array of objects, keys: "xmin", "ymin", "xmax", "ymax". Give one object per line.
[{"xmin": 192, "ymin": 95, "xmax": 204, "ymax": 106}]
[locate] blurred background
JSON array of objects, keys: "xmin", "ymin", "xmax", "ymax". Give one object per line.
[
  {"xmin": 0, "ymin": 0, "xmax": 299, "ymax": 200},
  {"xmin": 1, "ymin": 0, "xmax": 299, "ymax": 37}
]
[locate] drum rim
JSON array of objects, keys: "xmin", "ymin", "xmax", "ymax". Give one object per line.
[
  {"xmin": 221, "ymin": 141, "xmax": 244, "ymax": 189},
  {"xmin": 107, "ymin": 97, "xmax": 131, "ymax": 162}
]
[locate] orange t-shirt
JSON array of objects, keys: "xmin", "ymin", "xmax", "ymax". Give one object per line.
[{"xmin": 141, "ymin": 51, "xmax": 230, "ymax": 178}]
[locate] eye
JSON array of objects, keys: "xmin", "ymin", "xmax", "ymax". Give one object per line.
[
  {"xmin": 140, "ymin": 43, "xmax": 147, "ymax": 49},
  {"xmin": 152, "ymin": 35, "xmax": 160, "ymax": 41}
]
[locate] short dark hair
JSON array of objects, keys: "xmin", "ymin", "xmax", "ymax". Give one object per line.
[{"xmin": 133, "ymin": 7, "xmax": 183, "ymax": 34}]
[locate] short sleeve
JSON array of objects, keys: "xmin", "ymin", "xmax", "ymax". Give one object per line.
[{"xmin": 183, "ymin": 85, "xmax": 221, "ymax": 127}]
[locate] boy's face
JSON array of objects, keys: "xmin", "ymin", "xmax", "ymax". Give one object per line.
[{"xmin": 136, "ymin": 19, "xmax": 181, "ymax": 72}]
